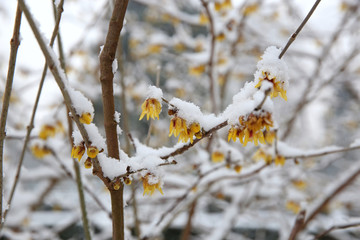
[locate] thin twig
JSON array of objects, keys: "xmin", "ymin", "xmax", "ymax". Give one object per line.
[
  {"xmin": 278, "ymin": 0, "xmax": 322, "ymax": 59},
  {"xmin": 281, "ymin": 7, "xmax": 358, "ymax": 139},
  {"xmin": 0, "ymin": 4, "xmax": 22, "ymax": 227},
  {"xmin": 314, "ymin": 221, "xmax": 360, "ymax": 239},
  {"xmin": 200, "ymin": 0, "xmax": 218, "ymax": 114},
  {"xmin": 3, "ymin": 0, "xmax": 66, "ymax": 226},
  {"xmin": 284, "ymin": 144, "xmax": 360, "ymax": 160}
]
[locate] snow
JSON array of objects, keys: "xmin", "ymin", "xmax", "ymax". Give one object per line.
[
  {"xmin": 66, "ymin": 87, "xmax": 95, "ymax": 119},
  {"xmin": 84, "ymin": 123, "xmax": 106, "ymax": 150},
  {"xmin": 112, "ymin": 58, "xmax": 118, "ymax": 74},
  {"xmin": 254, "ymin": 46, "xmax": 289, "ymax": 89},
  {"xmin": 146, "ymin": 85, "xmax": 163, "ymax": 101}
]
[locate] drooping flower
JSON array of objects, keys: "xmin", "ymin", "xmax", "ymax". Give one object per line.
[
  {"xmin": 87, "ymin": 145, "xmax": 99, "ymax": 158},
  {"xmin": 286, "ymin": 200, "xmax": 301, "ymax": 214},
  {"xmin": 234, "ymin": 165, "xmax": 242, "ymax": 173},
  {"xmin": 31, "ymin": 144, "xmax": 51, "ymax": 158},
  {"xmin": 169, "ymin": 117, "xmax": 201, "ymax": 143},
  {"xmin": 79, "ymin": 112, "xmax": 93, "ymax": 124},
  {"xmin": 253, "ymin": 148, "xmax": 273, "ymax": 164},
  {"xmin": 84, "ymin": 157, "xmax": 92, "ymax": 169},
  {"xmin": 255, "ymin": 71, "xmax": 287, "ymax": 100},
  {"xmin": 142, "ymin": 173, "xmax": 164, "ymax": 196},
  {"xmin": 71, "ymin": 143, "xmax": 85, "ymax": 161},
  {"xmin": 139, "ymin": 98, "xmax": 162, "ymax": 121},
  {"xmin": 274, "ymin": 155, "xmax": 286, "ymax": 166}
]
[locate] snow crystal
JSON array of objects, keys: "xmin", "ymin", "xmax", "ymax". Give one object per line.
[{"xmin": 146, "ymin": 85, "xmax": 163, "ymax": 101}]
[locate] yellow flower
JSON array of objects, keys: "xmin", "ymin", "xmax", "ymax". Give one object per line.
[
  {"xmin": 228, "ymin": 112, "xmax": 273, "ymax": 146},
  {"xmin": 39, "ymin": 125, "xmax": 56, "ymax": 140},
  {"xmin": 142, "ymin": 174, "xmax": 164, "ymax": 196},
  {"xmin": 292, "ymin": 180, "xmax": 307, "ymax": 190},
  {"xmin": 123, "ymin": 177, "xmax": 132, "ymax": 185},
  {"xmin": 113, "ymin": 180, "xmax": 122, "ymax": 190},
  {"xmin": 253, "ymin": 148, "xmax": 273, "ymax": 164},
  {"xmin": 31, "ymin": 145, "xmax": 51, "ymax": 158},
  {"xmin": 286, "ymin": 200, "xmax": 301, "ymax": 214},
  {"xmin": 189, "ymin": 64, "xmax": 206, "ymax": 76},
  {"xmin": 212, "ymin": 151, "xmax": 225, "ymax": 163},
  {"xmin": 234, "ymin": 165, "xmax": 242, "ymax": 173},
  {"xmin": 139, "ymin": 98, "xmax": 162, "ymax": 121},
  {"xmin": 199, "ymin": 13, "xmax": 209, "ymax": 25},
  {"xmin": 243, "ymin": 3, "xmax": 259, "ymax": 16},
  {"xmin": 274, "ymin": 155, "xmax": 285, "ymax": 166},
  {"xmin": 87, "ymin": 146, "xmax": 99, "ymax": 158},
  {"xmin": 169, "ymin": 116, "xmax": 187, "ymax": 137},
  {"xmin": 169, "ymin": 117, "xmax": 201, "ymax": 143},
  {"xmin": 79, "ymin": 112, "xmax": 93, "ymax": 124},
  {"xmin": 214, "ymin": 0, "xmax": 232, "ymax": 11},
  {"xmin": 147, "ymin": 44, "xmax": 163, "ymax": 54},
  {"xmin": 255, "ymin": 71, "xmax": 287, "ymax": 101},
  {"xmin": 84, "ymin": 157, "xmax": 92, "ymax": 169},
  {"xmin": 216, "ymin": 33, "xmax": 226, "ymax": 42},
  {"xmin": 264, "ymin": 130, "xmax": 276, "ymax": 144},
  {"xmin": 71, "ymin": 143, "xmax": 85, "ymax": 161}
]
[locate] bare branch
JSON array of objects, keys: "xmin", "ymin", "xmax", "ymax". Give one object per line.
[
  {"xmin": 0, "ymin": 3, "xmax": 22, "ymax": 227},
  {"xmin": 279, "ymin": 0, "xmax": 322, "ymax": 59}
]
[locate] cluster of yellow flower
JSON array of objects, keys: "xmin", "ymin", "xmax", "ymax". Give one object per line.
[
  {"xmin": 169, "ymin": 116, "xmax": 202, "ymax": 144},
  {"xmin": 255, "ymin": 71, "xmax": 287, "ymax": 101},
  {"xmin": 142, "ymin": 173, "xmax": 163, "ymax": 196},
  {"xmin": 71, "ymin": 142, "xmax": 100, "ymax": 169},
  {"xmin": 228, "ymin": 112, "xmax": 274, "ymax": 146}
]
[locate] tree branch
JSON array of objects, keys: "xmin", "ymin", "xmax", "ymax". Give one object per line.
[{"xmin": 0, "ymin": 3, "xmax": 22, "ymax": 228}]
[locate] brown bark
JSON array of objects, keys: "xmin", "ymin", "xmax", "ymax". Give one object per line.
[{"xmin": 99, "ymin": 1, "xmax": 129, "ymax": 239}]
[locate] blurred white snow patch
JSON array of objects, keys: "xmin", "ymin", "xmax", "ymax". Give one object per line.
[
  {"xmin": 114, "ymin": 111, "xmax": 121, "ymax": 123},
  {"xmin": 350, "ymin": 138, "xmax": 360, "ymax": 147},
  {"xmin": 99, "ymin": 45, "xmax": 104, "ymax": 56},
  {"xmin": 112, "ymin": 58, "xmax": 118, "ymax": 74},
  {"xmin": 146, "ymin": 85, "xmax": 163, "ymax": 101},
  {"xmin": 72, "ymin": 129, "xmax": 83, "ymax": 146}
]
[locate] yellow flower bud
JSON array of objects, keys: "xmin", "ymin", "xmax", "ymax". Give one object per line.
[{"xmin": 87, "ymin": 146, "xmax": 99, "ymax": 158}]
